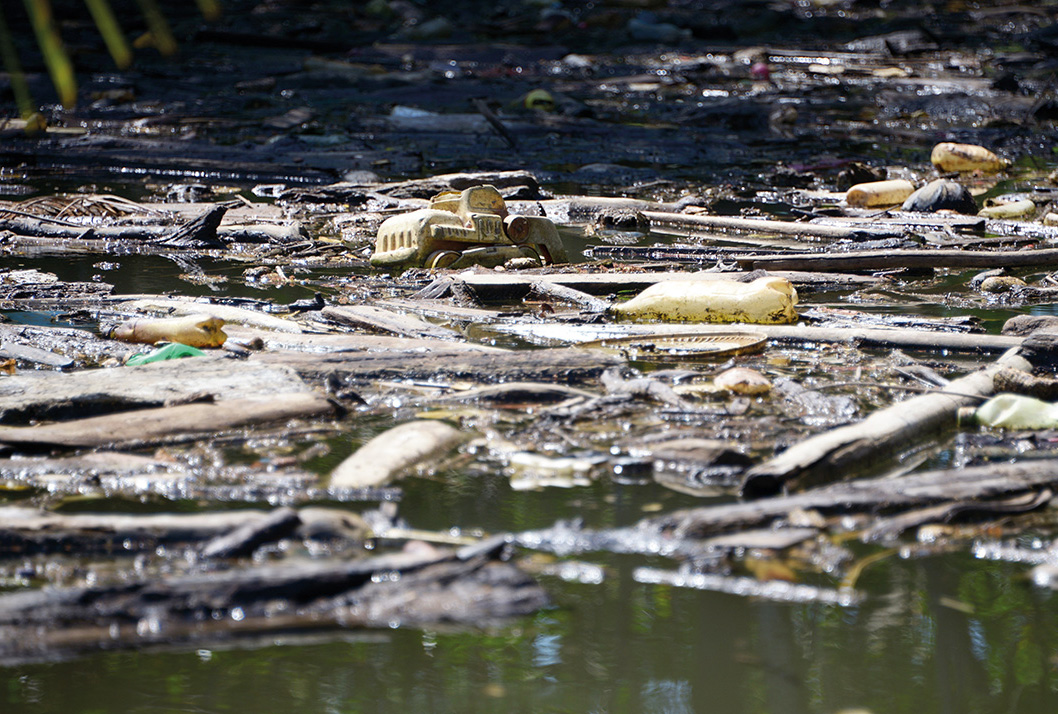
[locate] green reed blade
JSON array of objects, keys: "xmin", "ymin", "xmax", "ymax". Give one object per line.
[
  {"xmin": 134, "ymin": 0, "xmax": 177, "ymax": 56},
  {"xmin": 84, "ymin": 0, "xmax": 131, "ymax": 69},
  {"xmin": 22, "ymin": 0, "xmax": 76, "ymax": 109}
]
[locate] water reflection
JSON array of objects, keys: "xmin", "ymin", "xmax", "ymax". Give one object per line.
[{"xmin": 5, "ymin": 552, "xmax": 1058, "ymax": 713}]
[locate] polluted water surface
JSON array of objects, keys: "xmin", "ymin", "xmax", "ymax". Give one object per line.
[{"xmin": 4, "ymin": 1, "xmax": 1058, "ymax": 712}]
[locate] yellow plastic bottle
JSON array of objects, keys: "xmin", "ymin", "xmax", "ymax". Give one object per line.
[{"xmin": 611, "ymin": 276, "xmax": 799, "ymax": 324}]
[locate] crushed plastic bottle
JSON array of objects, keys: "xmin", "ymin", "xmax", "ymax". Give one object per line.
[
  {"xmin": 845, "ymin": 179, "xmax": 915, "ymax": 207},
  {"xmin": 126, "ymin": 342, "xmax": 206, "ymax": 366},
  {"xmin": 931, "ymin": 142, "xmax": 1009, "ymax": 173},
  {"xmin": 109, "ymin": 314, "xmax": 227, "ymax": 348},
  {"xmin": 972, "ymin": 393, "xmax": 1058, "ymax": 430},
  {"xmin": 611, "ymin": 276, "xmax": 798, "ymax": 324}
]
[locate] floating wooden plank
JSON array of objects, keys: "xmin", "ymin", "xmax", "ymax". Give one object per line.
[
  {"xmin": 0, "ymin": 538, "xmax": 547, "ymax": 664},
  {"xmin": 456, "ymin": 269, "xmax": 881, "ymax": 301},
  {"xmin": 736, "ymin": 248, "xmax": 1058, "ymax": 272},
  {"xmin": 649, "ymin": 459, "xmax": 1058, "ymax": 540},
  {"xmin": 252, "ymin": 347, "xmax": 622, "ymax": 384},
  {"xmin": 491, "ymin": 321, "xmax": 1023, "ymax": 355},
  {"xmin": 0, "ymin": 356, "xmax": 314, "ymax": 424},
  {"xmin": 0, "ymin": 392, "xmax": 337, "ymax": 450},
  {"xmin": 321, "ymin": 304, "xmax": 459, "ymax": 340},
  {"xmin": 224, "ymin": 325, "xmax": 501, "ymax": 353},
  {"xmin": 642, "ymin": 210, "xmax": 902, "ymax": 241}
]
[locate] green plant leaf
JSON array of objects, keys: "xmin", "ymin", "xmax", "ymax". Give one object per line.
[
  {"xmin": 84, "ymin": 0, "xmax": 132, "ymax": 69},
  {"xmin": 22, "ymin": 0, "xmax": 77, "ymax": 109}
]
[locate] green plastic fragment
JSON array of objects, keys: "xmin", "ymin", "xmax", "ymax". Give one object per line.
[{"xmin": 126, "ymin": 342, "xmax": 206, "ymax": 366}]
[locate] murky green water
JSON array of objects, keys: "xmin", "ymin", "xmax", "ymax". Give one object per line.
[{"xmin": 5, "ymin": 545, "xmax": 1058, "ymax": 713}]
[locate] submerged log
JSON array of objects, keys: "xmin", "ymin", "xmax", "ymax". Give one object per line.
[{"xmin": 740, "ymin": 349, "xmax": 1032, "ymax": 496}]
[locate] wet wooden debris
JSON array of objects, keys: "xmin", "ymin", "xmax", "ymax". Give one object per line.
[
  {"xmin": 0, "ymin": 392, "xmax": 337, "ymax": 451},
  {"xmin": 0, "ymin": 356, "xmax": 314, "ymax": 424},
  {"xmin": 252, "ymin": 346, "xmax": 622, "ymax": 385},
  {"xmin": 321, "ymin": 304, "xmax": 460, "ymax": 340},
  {"xmin": 0, "ymin": 537, "xmax": 547, "ymax": 664},
  {"xmin": 740, "ymin": 349, "xmax": 1032, "ymax": 495}
]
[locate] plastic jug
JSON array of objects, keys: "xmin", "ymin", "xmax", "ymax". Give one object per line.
[
  {"xmin": 109, "ymin": 314, "xmax": 227, "ymax": 348},
  {"xmin": 611, "ymin": 276, "xmax": 798, "ymax": 324},
  {"xmin": 973, "ymin": 393, "xmax": 1058, "ymax": 430}
]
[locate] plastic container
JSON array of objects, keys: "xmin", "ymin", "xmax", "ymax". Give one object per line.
[
  {"xmin": 978, "ymin": 197, "xmax": 1035, "ymax": 219},
  {"xmin": 973, "ymin": 393, "xmax": 1058, "ymax": 429},
  {"xmin": 845, "ymin": 179, "xmax": 915, "ymax": 207},
  {"xmin": 931, "ymin": 142, "xmax": 1009, "ymax": 173},
  {"xmin": 126, "ymin": 342, "xmax": 206, "ymax": 365},
  {"xmin": 611, "ymin": 276, "xmax": 799, "ymax": 324},
  {"xmin": 109, "ymin": 314, "xmax": 227, "ymax": 347}
]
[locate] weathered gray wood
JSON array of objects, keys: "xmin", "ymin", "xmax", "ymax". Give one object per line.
[
  {"xmin": 0, "ymin": 541, "xmax": 547, "ymax": 664},
  {"xmin": 642, "ymin": 209, "xmax": 902, "ymax": 240},
  {"xmin": 737, "ymin": 248, "xmax": 1058, "ymax": 272},
  {"xmin": 528, "ymin": 280, "xmax": 612, "ymax": 312},
  {"xmin": 321, "ymin": 304, "xmax": 459, "ymax": 340},
  {"xmin": 648, "ymin": 459, "xmax": 1058, "ymax": 540},
  {"xmin": 115, "ymin": 296, "xmax": 305, "ymax": 333},
  {"xmin": 497, "ymin": 321, "xmax": 1023, "ymax": 355},
  {"xmin": 456, "ymin": 269, "xmax": 880, "ymax": 301},
  {"xmin": 0, "ymin": 356, "xmax": 315, "ymax": 424},
  {"xmin": 225, "ymin": 324, "xmax": 501, "ymax": 354},
  {"xmin": 740, "ymin": 349, "xmax": 1032, "ymax": 496},
  {"xmin": 252, "ymin": 347, "xmax": 622, "ymax": 384},
  {"xmin": 0, "ymin": 392, "xmax": 336, "ymax": 449},
  {"xmin": 0, "ymin": 505, "xmax": 367, "ymax": 556}
]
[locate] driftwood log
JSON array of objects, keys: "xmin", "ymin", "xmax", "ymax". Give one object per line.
[{"xmin": 740, "ymin": 348, "xmax": 1032, "ymax": 495}]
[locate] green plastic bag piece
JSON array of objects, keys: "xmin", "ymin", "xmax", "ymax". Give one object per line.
[
  {"xmin": 126, "ymin": 342, "xmax": 206, "ymax": 366},
  {"xmin": 973, "ymin": 393, "xmax": 1058, "ymax": 430}
]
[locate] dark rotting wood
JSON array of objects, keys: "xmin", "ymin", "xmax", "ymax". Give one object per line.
[
  {"xmin": 200, "ymin": 507, "xmax": 302, "ymax": 559},
  {"xmin": 154, "ymin": 204, "xmax": 229, "ymax": 249}
]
